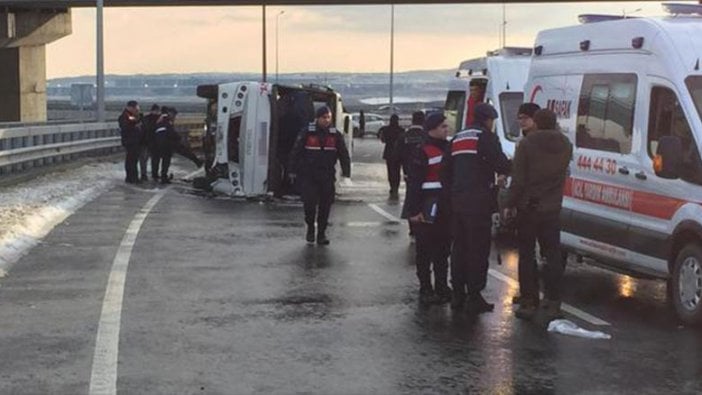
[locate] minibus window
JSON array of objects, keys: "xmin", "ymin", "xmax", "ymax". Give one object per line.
[
  {"xmin": 649, "ymin": 86, "xmax": 702, "ymax": 185},
  {"xmin": 444, "ymin": 90, "xmax": 466, "ymax": 134},
  {"xmin": 576, "ymin": 73, "xmax": 636, "ymax": 154},
  {"xmin": 499, "ymin": 92, "xmax": 524, "ymax": 141}
]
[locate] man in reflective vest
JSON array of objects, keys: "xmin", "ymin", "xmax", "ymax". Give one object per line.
[
  {"xmin": 442, "ymin": 103, "xmax": 511, "ymax": 313},
  {"xmin": 399, "ymin": 111, "xmax": 427, "ymax": 243},
  {"xmin": 289, "ymin": 106, "xmax": 351, "ymax": 245},
  {"xmin": 406, "ymin": 112, "xmax": 452, "ymax": 304}
]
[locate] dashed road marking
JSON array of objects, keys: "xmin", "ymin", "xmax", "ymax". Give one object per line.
[
  {"xmin": 184, "ymin": 168, "xmax": 204, "ymax": 181},
  {"xmin": 367, "ymin": 203, "xmax": 401, "ymax": 223},
  {"xmin": 487, "ymin": 268, "xmax": 610, "ymax": 326},
  {"xmin": 367, "ymin": 203, "xmax": 611, "ymax": 327},
  {"xmin": 89, "ymin": 192, "xmax": 166, "ymax": 395}
]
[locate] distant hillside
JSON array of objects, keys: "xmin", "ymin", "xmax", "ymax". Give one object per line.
[{"xmin": 47, "ymin": 70, "xmax": 455, "ymax": 110}]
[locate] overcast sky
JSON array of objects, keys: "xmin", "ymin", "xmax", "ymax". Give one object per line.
[{"xmin": 46, "ymin": 1, "xmax": 687, "ymax": 78}]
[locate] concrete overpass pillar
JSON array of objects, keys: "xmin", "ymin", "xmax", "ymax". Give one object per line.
[{"xmin": 0, "ymin": 9, "xmax": 71, "ymax": 122}]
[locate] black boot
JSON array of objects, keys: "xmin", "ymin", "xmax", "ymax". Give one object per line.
[
  {"xmin": 450, "ymin": 291, "xmax": 466, "ymax": 311},
  {"xmin": 435, "ymin": 284, "xmax": 453, "ymax": 305},
  {"xmin": 316, "ymin": 228, "xmax": 330, "ymax": 245},
  {"xmin": 306, "ymin": 225, "xmax": 316, "ymax": 244},
  {"xmin": 515, "ymin": 297, "xmax": 539, "ymax": 321},
  {"xmin": 466, "ymin": 292, "xmax": 494, "ymax": 314}
]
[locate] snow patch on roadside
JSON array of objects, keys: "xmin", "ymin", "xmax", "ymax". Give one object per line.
[
  {"xmin": 0, "ymin": 162, "xmax": 120, "ymax": 271},
  {"xmin": 0, "ymin": 159, "xmax": 195, "ymax": 274}
]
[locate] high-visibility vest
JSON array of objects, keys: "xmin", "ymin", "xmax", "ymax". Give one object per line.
[
  {"xmin": 304, "ymin": 134, "xmax": 337, "ymax": 151},
  {"xmin": 451, "ymin": 128, "xmax": 481, "ymax": 156},
  {"xmin": 421, "ymin": 144, "xmax": 444, "ymax": 190}
]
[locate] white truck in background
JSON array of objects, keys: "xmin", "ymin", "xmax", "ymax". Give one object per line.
[
  {"xmin": 196, "ymin": 82, "xmax": 352, "ymax": 197},
  {"xmin": 444, "ymin": 47, "xmax": 532, "ymax": 158}
]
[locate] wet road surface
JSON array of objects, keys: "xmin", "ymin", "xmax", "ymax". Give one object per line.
[{"xmin": 1, "ymin": 138, "xmax": 701, "ymax": 394}]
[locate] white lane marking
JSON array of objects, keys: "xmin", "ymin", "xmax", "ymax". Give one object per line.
[
  {"xmin": 89, "ymin": 192, "xmax": 166, "ymax": 395},
  {"xmin": 487, "ymin": 268, "xmax": 610, "ymax": 326},
  {"xmin": 346, "ymin": 221, "xmax": 384, "ymax": 227},
  {"xmin": 184, "ymin": 168, "xmax": 204, "ymax": 180},
  {"xmin": 367, "ymin": 204, "xmax": 611, "ymax": 327},
  {"xmin": 367, "ymin": 203, "xmax": 401, "ymax": 223}
]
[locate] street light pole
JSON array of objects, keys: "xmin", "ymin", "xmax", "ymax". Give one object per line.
[
  {"xmin": 262, "ymin": 4, "xmax": 267, "ymax": 83},
  {"xmin": 276, "ymin": 10, "xmax": 285, "ymax": 83},
  {"xmin": 389, "ymin": 4, "xmax": 394, "ymax": 112},
  {"xmin": 96, "ymin": 0, "xmax": 105, "ymax": 122},
  {"xmin": 502, "ymin": 3, "xmax": 506, "ymax": 48}
]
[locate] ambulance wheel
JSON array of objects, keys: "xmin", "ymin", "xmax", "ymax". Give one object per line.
[{"xmin": 671, "ymin": 243, "xmax": 702, "ymax": 326}]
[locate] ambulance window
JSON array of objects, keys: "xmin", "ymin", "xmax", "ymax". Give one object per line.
[
  {"xmin": 499, "ymin": 92, "xmax": 524, "ymax": 141},
  {"xmin": 576, "ymin": 73, "xmax": 636, "ymax": 154},
  {"xmin": 444, "ymin": 90, "xmax": 466, "ymax": 134},
  {"xmin": 648, "ymin": 86, "xmax": 702, "ymax": 185},
  {"xmin": 687, "ymin": 76, "xmax": 702, "ymax": 122}
]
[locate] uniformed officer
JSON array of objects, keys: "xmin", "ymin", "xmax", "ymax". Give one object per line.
[
  {"xmin": 142, "ymin": 104, "xmax": 161, "ymax": 181},
  {"xmin": 152, "ymin": 106, "xmax": 180, "ymax": 184},
  {"xmin": 118, "ymin": 100, "xmax": 143, "ymax": 184},
  {"xmin": 442, "ymin": 103, "xmax": 511, "ymax": 313},
  {"xmin": 399, "ymin": 111, "xmax": 427, "ymax": 243},
  {"xmin": 406, "ymin": 112, "xmax": 452, "ymax": 304},
  {"xmin": 289, "ymin": 106, "xmax": 351, "ymax": 245}
]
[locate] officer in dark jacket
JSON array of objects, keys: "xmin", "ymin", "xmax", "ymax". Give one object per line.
[
  {"xmin": 118, "ymin": 100, "xmax": 143, "ymax": 184},
  {"xmin": 289, "ymin": 106, "xmax": 351, "ymax": 245},
  {"xmin": 142, "ymin": 104, "xmax": 161, "ymax": 181},
  {"xmin": 442, "ymin": 103, "xmax": 511, "ymax": 313},
  {"xmin": 152, "ymin": 106, "xmax": 180, "ymax": 184},
  {"xmin": 399, "ymin": 111, "xmax": 426, "ymax": 242},
  {"xmin": 379, "ymin": 114, "xmax": 404, "ymax": 199},
  {"xmin": 505, "ymin": 109, "xmax": 572, "ymax": 321},
  {"xmin": 406, "ymin": 112, "xmax": 452, "ymax": 305}
]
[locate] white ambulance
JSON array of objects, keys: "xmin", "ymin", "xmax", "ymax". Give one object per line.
[
  {"xmin": 444, "ymin": 47, "xmax": 532, "ymax": 157},
  {"xmin": 196, "ymin": 82, "xmax": 351, "ymax": 197},
  {"xmin": 525, "ymin": 5, "xmax": 702, "ymax": 324}
]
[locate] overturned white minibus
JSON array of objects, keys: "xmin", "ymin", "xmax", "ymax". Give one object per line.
[{"xmin": 196, "ymin": 82, "xmax": 351, "ymax": 197}]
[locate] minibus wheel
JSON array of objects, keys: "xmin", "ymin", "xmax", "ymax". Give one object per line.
[{"xmin": 672, "ymin": 243, "xmax": 702, "ymax": 326}]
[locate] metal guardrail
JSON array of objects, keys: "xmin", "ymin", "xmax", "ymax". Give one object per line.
[
  {"xmin": 0, "ymin": 122, "xmax": 122, "ymax": 177},
  {"xmin": 0, "ymin": 120, "xmax": 205, "ymax": 178}
]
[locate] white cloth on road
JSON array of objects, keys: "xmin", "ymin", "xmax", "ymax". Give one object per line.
[{"xmin": 547, "ymin": 319, "xmax": 612, "ymax": 340}]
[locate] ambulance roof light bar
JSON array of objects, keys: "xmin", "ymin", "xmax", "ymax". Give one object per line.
[
  {"xmin": 578, "ymin": 14, "xmax": 631, "ymax": 24},
  {"xmin": 486, "ymin": 47, "xmax": 533, "ymax": 57}
]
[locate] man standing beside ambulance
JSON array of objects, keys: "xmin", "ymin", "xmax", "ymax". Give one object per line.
[{"xmin": 504, "ymin": 109, "xmax": 572, "ymax": 321}]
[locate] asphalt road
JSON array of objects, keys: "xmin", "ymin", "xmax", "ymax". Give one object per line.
[{"xmin": 0, "ymin": 138, "xmax": 700, "ymax": 394}]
